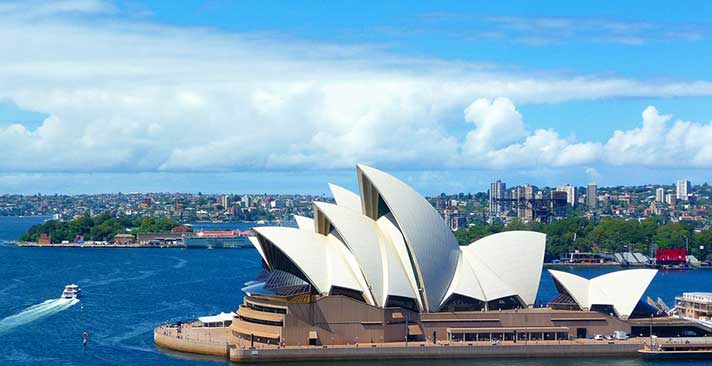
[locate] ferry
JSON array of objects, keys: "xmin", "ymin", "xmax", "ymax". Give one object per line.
[
  {"xmin": 61, "ymin": 284, "xmax": 81, "ymax": 299},
  {"xmin": 183, "ymin": 230, "xmax": 252, "ymax": 249}
]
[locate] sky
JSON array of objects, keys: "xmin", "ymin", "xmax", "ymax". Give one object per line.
[{"xmin": 1, "ymin": 0, "xmax": 712, "ymax": 195}]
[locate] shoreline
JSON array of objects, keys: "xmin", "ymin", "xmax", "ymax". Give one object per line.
[{"xmin": 13, "ymin": 242, "xmax": 185, "ymax": 248}]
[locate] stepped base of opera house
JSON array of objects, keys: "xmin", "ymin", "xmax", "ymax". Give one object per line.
[{"xmin": 154, "ymin": 294, "xmax": 712, "ymax": 362}]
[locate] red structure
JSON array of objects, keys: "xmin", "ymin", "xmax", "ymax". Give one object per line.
[{"xmin": 656, "ymin": 248, "xmax": 687, "ymax": 264}]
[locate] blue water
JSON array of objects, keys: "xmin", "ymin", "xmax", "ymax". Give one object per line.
[
  {"xmin": 1, "ymin": 217, "xmax": 712, "ymax": 366},
  {"xmin": 0, "ymin": 216, "xmax": 50, "ymax": 243}
]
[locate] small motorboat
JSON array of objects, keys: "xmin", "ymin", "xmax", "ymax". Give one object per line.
[{"xmin": 61, "ymin": 284, "xmax": 81, "ymax": 299}]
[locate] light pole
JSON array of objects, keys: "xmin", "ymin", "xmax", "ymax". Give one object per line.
[{"xmin": 649, "ymin": 313, "xmax": 654, "ymax": 350}]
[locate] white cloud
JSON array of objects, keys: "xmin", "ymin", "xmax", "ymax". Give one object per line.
[
  {"xmin": 604, "ymin": 106, "xmax": 712, "ymax": 167},
  {"xmin": 463, "ymin": 97, "xmax": 527, "ymax": 154},
  {"xmin": 0, "ymin": 2, "xmax": 712, "ymax": 174}
]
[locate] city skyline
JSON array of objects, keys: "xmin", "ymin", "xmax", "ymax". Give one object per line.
[{"xmin": 2, "ymin": 1, "xmax": 712, "ymax": 194}]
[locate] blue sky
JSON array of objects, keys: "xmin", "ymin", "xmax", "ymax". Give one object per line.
[{"xmin": 0, "ymin": 0, "xmax": 711, "ymax": 194}]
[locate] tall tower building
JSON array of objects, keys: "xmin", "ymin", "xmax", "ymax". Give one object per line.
[
  {"xmin": 587, "ymin": 182, "xmax": 597, "ymax": 209},
  {"xmin": 676, "ymin": 180, "xmax": 691, "ymax": 201},
  {"xmin": 221, "ymin": 194, "xmax": 229, "ymax": 209},
  {"xmin": 559, "ymin": 184, "xmax": 577, "ymax": 207},
  {"xmin": 489, "ymin": 180, "xmax": 506, "ymax": 216},
  {"xmin": 655, "ymin": 188, "xmax": 665, "ymax": 203},
  {"xmin": 512, "ymin": 185, "xmax": 534, "ymax": 221},
  {"xmin": 241, "ymin": 194, "xmax": 251, "ymax": 207}
]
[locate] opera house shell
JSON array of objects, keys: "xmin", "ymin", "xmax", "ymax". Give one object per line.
[{"xmin": 230, "ymin": 164, "xmax": 660, "ymax": 346}]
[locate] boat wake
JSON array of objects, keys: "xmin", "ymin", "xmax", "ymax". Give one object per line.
[
  {"xmin": 171, "ymin": 257, "xmax": 188, "ymax": 269},
  {"xmin": 0, "ymin": 298, "xmax": 79, "ymax": 335}
]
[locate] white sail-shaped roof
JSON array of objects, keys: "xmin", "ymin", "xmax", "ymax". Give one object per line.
[
  {"xmin": 246, "ymin": 163, "xmax": 551, "ymax": 314},
  {"xmin": 293, "ymin": 215, "xmax": 314, "ymax": 231},
  {"xmin": 248, "ymin": 235, "xmax": 269, "ymax": 267},
  {"xmin": 375, "ymin": 214, "xmax": 422, "ymax": 306},
  {"xmin": 357, "ymin": 164, "xmax": 460, "ymax": 312},
  {"xmin": 253, "ymin": 226, "xmax": 367, "ymax": 297},
  {"xmin": 549, "ymin": 269, "xmax": 658, "ymax": 319},
  {"xmin": 328, "ymin": 183, "xmax": 362, "ymax": 212},
  {"xmin": 461, "ymin": 231, "xmax": 545, "ymax": 306},
  {"xmin": 313, "ymin": 201, "xmax": 385, "ymax": 306}
]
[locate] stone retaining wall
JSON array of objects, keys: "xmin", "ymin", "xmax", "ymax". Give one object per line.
[{"xmin": 230, "ymin": 342, "xmax": 643, "ymax": 362}]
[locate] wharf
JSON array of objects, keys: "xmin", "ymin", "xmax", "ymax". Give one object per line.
[
  {"xmin": 229, "ymin": 340, "xmax": 644, "ymax": 362},
  {"xmin": 639, "ymin": 337, "xmax": 712, "ymax": 359}
]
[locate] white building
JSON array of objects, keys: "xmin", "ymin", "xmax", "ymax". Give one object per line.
[
  {"xmin": 655, "ymin": 188, "xmax": 664, "ymax": 202},
  {"xmin": 489, "ymin": 180, "xmax": 506, "ymax": 216},
  {"xmin": 549, "ymin": 269, "xmax": 657, "ymax": 319},
  {"xmin": 677, "ymin": 180, "xmax": 691, "ymax": 201},
  {"xmin": 665, "ymin": 193, "xmax": 676, "ymax": 206},
  {"xmin": 247, "ymin": 164, "xmax": 657, "ymax": 319},
  {"xmin": 559, "ymin": 184, "xmax": 577, "ymax": 207},
  {"xmin": 250, "ymin": 164, "xmax": 546, "ymax": 312}
]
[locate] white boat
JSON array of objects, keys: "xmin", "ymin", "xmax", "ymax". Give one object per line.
[{"xmin": 61, "ymin": 284, "xmax": 81, "ymax": 299}]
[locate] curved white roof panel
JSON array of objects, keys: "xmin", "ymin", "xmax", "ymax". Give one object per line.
[
  {"xmin": 357, "ymin": 164, "xmax": 460, "ymax": 312},
  {"xmin": 293, "ymin": 215, "xmax": 315, "ymax": 231},
  {"xmin": 462, "ymin": 231, "xmax": 546, "ymax": 306},
  {"xmin": 248, "ymin": 235, "xmax": 269, "ymax": 267},
  {"xmin": 376, "ymin": 214, "xmax": 422, "ymax": 307},
  {"xmin": 328, "ymin": 183, "xmax": 362, "ymax": 212},
  {"xmin": 442, "ymin": 255, "xmax": 486, "ymax": 304},
  {"xmin": 324, "ymin": 232, "xmax": 371, "ymax": 301},
  {"xmin": 253, "ymin": 226, "xmax": 367, "ymax": 297},
  {"xmin": 313, "ymin": 201, "xmax": 386, "ymax": 306},
  {"xmin": 549, "ymin": 269, "xmax": 658, "ymax": 319}
]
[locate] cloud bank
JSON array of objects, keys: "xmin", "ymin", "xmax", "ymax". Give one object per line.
[{"xmin": 0, "ymin": 1, "xmax": 711, "ymax": 174}]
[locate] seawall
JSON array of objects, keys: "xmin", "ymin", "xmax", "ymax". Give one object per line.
[{"xmin": 229, "ymin": 342, "xmax": 644, "ymax": 362}]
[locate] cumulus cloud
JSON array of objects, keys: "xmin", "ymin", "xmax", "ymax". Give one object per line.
[
  {"xmin": 604, "ymin": 106, "xmax": 712, "ymax": 167},
  {"xmin": 0, "ymin": 2, "xmax": 712, "ymax": 173},
  {"xmin": 463, "ymin": 97, "xmax": 527, "ymax": 154},
  {"xmin": 460, "ymin": 98, "xmax": 602, "ymax": 168}
]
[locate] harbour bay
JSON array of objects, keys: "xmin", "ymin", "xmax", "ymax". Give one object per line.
[{"xmin": 1, "ymin": 217, "xmax": 712, "ymax": 366}]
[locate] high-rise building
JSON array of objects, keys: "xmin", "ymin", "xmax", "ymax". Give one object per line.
[
  {"xmin": 241, "ymin": 195, "xmax": 251, "ymax": 207},
  {"xmin": 587, "ymin": 182, "xmax": 597, "ymax": 208},
  {"xmin": 550, "ymin": 190, "xmax": 568, "ymax": 217},
  {"xmin": 665, "ymin": 193, "xmax": 676, "ymax": 206},
  {"xmin": 558, "ymin": 184, "xmax": 577, "ymax": 207},
  {"xmin": 489, "ymin": 180, "xmax": 506, "ymax": 216},
  {"xmin": 655, "ymin": 188, "xmax": 665, "ymax": 203},
  {"xmin": 220, "ymin": 195, "xmax": 229, "ymax": 209},
  {"xmin": 676, "ymin": 180, "xmax": 691, "ymax": 201},
  {"xmin": 512, "ymin": 185, "xmax": 534, "ymax": 221}
]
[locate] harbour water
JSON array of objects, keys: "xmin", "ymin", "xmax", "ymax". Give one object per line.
[{"xmin": 1, "ymin": 216, "xmax": 712, "ymax": 366}]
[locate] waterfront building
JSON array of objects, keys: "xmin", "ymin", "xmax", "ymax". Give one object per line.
[
  {"xmin": 225, "ymin": 164, "xmax": 660, "ymax": 347},
  {"xmin": 676, "ymin": 180, "xmax": 691, "ymax": 201},
  {"xmin": 113, "ymin": 233, "xmax": 135, "ymax": 245},
  {"xmin": 675, "ymin": 293, "xmax": 712, "ymax": 321},
  {"xmin": 488, "ymin": 180, "xmax": 506, "ymax": 216},
  {"xmin": 587, "ymin": 182, "xmax": 597, "ymax": 209},
  {"xmin": 549, "ymin": 270, "xmax": 657, "ymax": 319},
  {"xmin": 655, "ymin": 188, "xmax": 665, "ymax": 203}
]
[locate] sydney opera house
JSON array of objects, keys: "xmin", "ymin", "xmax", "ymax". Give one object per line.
[{"xmin": 227, "ymin": 164, "xmax": 662, "ymax": 347}]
